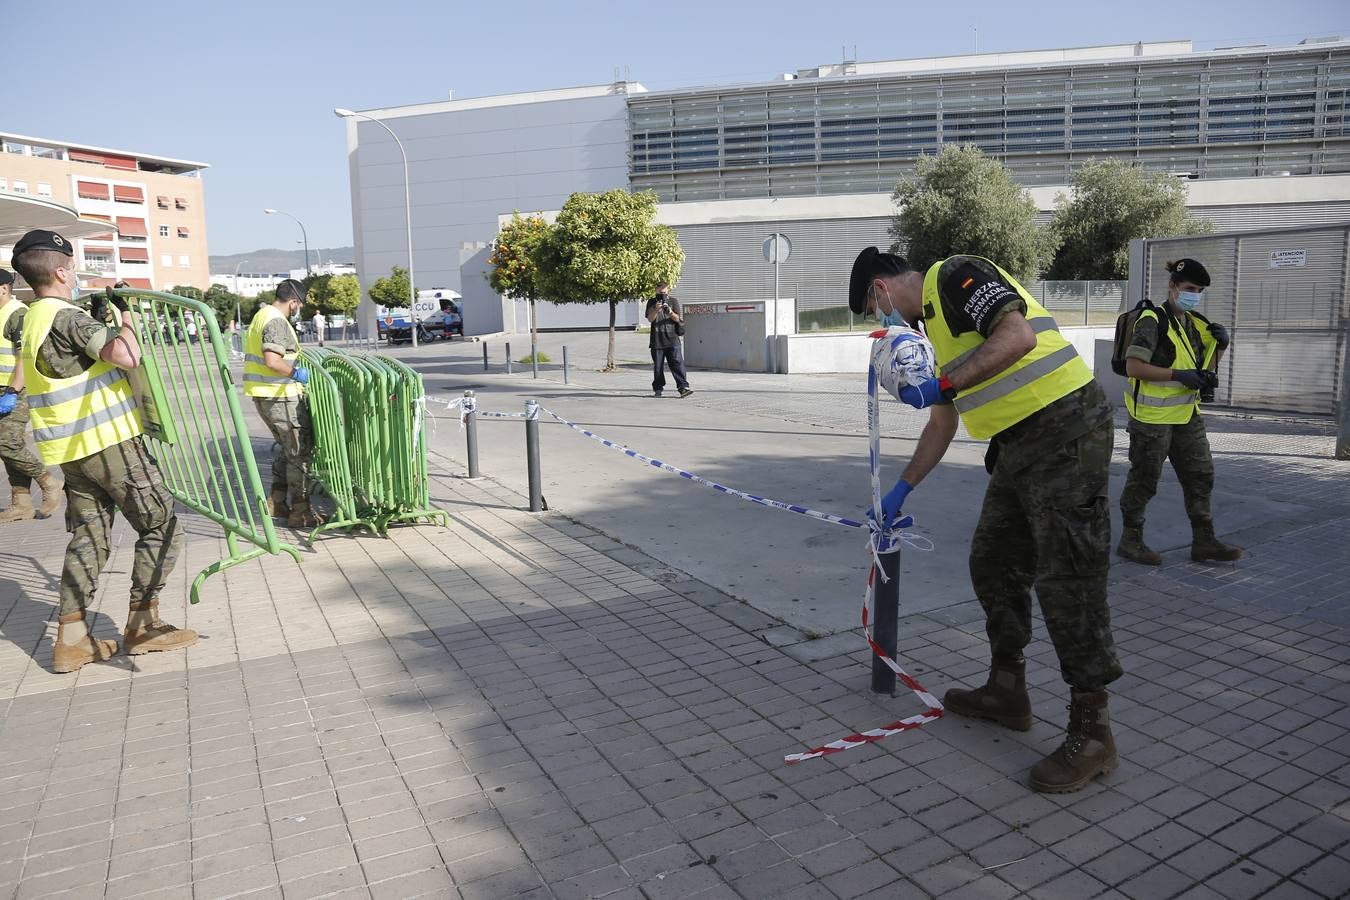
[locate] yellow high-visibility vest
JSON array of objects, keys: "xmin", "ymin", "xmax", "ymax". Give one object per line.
[
  {"xmin": 0, "ymin": 297, "xmax": 20, "ymax": 388},
  {"xmin": 922, "ymin": 257, "xmax": 1094, "ymax": 440},
  {"xmin": 1124, "ymin": 308, "xmax": 1218, "ymax": 424},
  {"xmin": 21, "ymin": 297, "xmax": 143, "ymax": 465},
  {"xmin": 244, "ymin": 305, "xmax": 303, "ymax": 399}
]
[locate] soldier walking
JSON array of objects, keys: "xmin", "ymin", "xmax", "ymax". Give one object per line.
[
  {"xmin": 849, "ymin": 248, "xmax": 1122, "ymax": 793},
  {"xmin": 10, "ymin": 230, "xmax": 196, "ymax": 673},
  {"xmin": 0, "ymin": 268, "xmax": 63, "ymax": 523},
  {"xmin": 1118, "ymin": 257, "xmax": 1242, "ymax": 565}
]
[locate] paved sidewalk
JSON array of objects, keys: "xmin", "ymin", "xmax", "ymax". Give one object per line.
[{"xmin": 2, "ymin": 424, "xmax": 1348, "ymax": 898}]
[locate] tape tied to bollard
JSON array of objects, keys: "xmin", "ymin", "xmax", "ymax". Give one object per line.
[{"xmin": 534, "ymin": 402, "xmax": 942, "ymax": 763}]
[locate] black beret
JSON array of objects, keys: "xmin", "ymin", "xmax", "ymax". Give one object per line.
[
  {"xmin": 1169, "ymin": 258, "xmax": 1211, "ymax": 287},
  {"xmin": 0, "ymin": 269, "xmax": 14, "ymax": 286},
  {"xmin": 12, "ymin": 229, "xmax": 74, "ymax": 257},
  {"xmin": 848, "ymin": 247, "xmax": 911, "ymax": 314}
]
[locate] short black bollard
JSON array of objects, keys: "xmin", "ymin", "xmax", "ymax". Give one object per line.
[
  {"xmin": 562, "ymin": 345, "xmax": 569, "ymax": 385},
  {"xmin": 525, "ymin": 400, "xmax": 543, "ymax": 512},
  {"xmin": 464, "ymin": 389, "xmax": 480, "ymax": 478},
  {"xmin": 870, "ymin": 544, "xmax": 902, "ymax": 695},
  {"xmin": 506, "ymin": 342, "xmax": 513, "ymax": 375},
  {"xmin": 482, "ymin": 342, "xmax": 488, "ymax": 372}
]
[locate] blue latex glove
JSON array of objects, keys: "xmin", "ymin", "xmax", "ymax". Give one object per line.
[
  {"xmin": 0, "ymin": 390, "xmax": 16, "ymax": 416},
  {"xmin": 881, "ymin": 479, "xmax": 913, "ymax": 528},
  {"xmin": 291, "ymin": 365, "xmax": 310, "ymax": 385},
  {"xmin": 898, "ymin": 377, "xmax": 944, "ymax": 409}
]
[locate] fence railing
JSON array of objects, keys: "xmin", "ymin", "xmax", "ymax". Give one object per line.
[
  {"xmin": 793, "ymin": 280, "xmax": 1127, "ymax": 332},
  {"xmin": 301, "ymin": 347, "xmax": 447, "ymax": 540},
  {"xmin": 112, "ymin": 289, "xmax": 303, "ymax": 603}
]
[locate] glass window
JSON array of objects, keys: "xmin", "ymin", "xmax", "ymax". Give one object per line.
[
  {"xmin": 12, "ymin": 181, "xmax": 26, "ymax": 194},
  {"xmin": 161, "ymin": 255, "xmax": 174, "ymax": 267},
  {"xmin": 37, "ymin": 182, "xmax": 52, "ymax": 197},
  {"xmin": 159, "ymin": 225, "xmax": 169, "ymax": 237}
]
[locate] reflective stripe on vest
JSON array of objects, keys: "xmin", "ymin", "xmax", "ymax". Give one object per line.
[
  {"xmin": 20, "ymin": 297, "xmax": 142, "ymax": 465},
  {"xmin": 921, "ymin": 257, "xmax": 1094, "ymax": 440},
  {"xmin": 1123, "ymin": 309, "xmax": 1219, "ymax": 424},
  {"xmin": 0, "ymin": 298, "xmax": 20, "ymax": 386},
  {"xmin": 244, "ymin": 306, "xmax": 302, "ymax": 399}
]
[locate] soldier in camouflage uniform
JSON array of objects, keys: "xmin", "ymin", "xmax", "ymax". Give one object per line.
[
  {"xmin": 1118, "ymin": 257, "xmax": 1242, "ymax": 565},
  {"xmin": 0, "ymin": 268, "xmax": 64, "ymax": 523},
  {"xmin": 850, "ymin": 248, "xmax": 1121, "ymax": 793},
  {"xmin": 10, "ymin": 230, "xmax": 195, "ymax": 673},
  {"xmin": 243, "ymin": 279, "xmax": 321, "ymax": 528}
]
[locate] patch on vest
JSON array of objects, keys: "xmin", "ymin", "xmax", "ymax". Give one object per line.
[{"xmin": 942, "ymin": 263, "xmax": 1017, "ymax": 334}]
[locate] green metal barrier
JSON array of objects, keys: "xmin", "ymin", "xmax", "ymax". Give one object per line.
[
  {"xmin": 300, "ymin": 347, "xmax": 446, "ymax": 541},
  {"xmin": 112, "ymin": 289, "xmax": 303, "ymax": 604}
]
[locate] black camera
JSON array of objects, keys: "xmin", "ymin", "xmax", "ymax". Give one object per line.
[{"xmin": 1199, "ymin": 370, "xmax": 1219, "ymax": 403}]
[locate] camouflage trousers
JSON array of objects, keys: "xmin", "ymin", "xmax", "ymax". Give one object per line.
[
  {"xmin": 59, "ymin": 437, "xmax": 182, "ymax": 616},
  {"xmin": 0, "ymin": 389, "xmax": 45, "ymax": 490},
  {"xmin": 969, "ymin": 418, "xmax": 1123, "ymax": 691},
  {"xmin": 254, "ymin": 397, "xmax": 312, "ymax": 500},
  {"xmin": 1119, "ymin": 413, "xmax": 1214, "ymax": 531}
]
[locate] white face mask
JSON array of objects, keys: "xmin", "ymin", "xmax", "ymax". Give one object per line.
[{"xmin": 66, "ymin": 267, "xmax": 80, "ymax": 301}]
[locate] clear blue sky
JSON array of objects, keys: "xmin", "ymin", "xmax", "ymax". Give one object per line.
[{"xmin": 9, "ymin": 0, "xmax": 1347, "ymax": 258}]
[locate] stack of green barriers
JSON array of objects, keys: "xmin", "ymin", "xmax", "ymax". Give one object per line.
[{"xmin": 301, "ymin": 347, "xmax": 448, "ymax": 541}]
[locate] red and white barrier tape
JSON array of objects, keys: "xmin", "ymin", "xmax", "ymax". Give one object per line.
[{"xmin": 784, "ymin": 562, "xmax": 944, "ymax": 763}]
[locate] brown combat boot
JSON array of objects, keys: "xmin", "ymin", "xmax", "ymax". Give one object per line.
[
  {"xmin": 268, "ymin": 490, "xmax": 290, "ymax": 519},
  {"xmin": 1117, "ymin": 526, "xmax": 1162, "ymax": 566},
  {"xmin": 0, "ymin": 487, "xmax": 35, "ymax": 524},
  {"xmin": 123, "ymin": 600, "xmax": 198, "ymax": 655},
  {"xmin": 942, "ymin": 655, "xmax": 1032, "ymax": 731},
  {"xmin": 1030, "ymin": 690, "xmax": 1118, "ymax": 793},
  {"xmin": 36, "ymin": 472, "xmax": 62, "ymax": 518},
  {"xmin": 1191, "ymin": 524, "xmax": 1243, "ymax": 562},
  {"xmin": 287, "ymin": 498, "xmax": 323, "ymax": 529},
  {"xmin": 53, "ymin": 611, "xmax": 119, "ymax": 673}
]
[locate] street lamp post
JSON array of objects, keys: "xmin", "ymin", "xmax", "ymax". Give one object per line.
[
  {"xmin": 263, "ymin": 208, "xmax": 312, "ymax": 278},
  {"xmin": 232, "ymin": 258, "xmax": 250, "ymax": 296},
  {"xmin": 334, "ymin": 107, "xmax": 418, "ymax": 349}
]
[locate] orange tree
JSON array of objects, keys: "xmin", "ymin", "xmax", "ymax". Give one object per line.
[{"xmin": 488, "ymin": 213, "xmax": 550, "ymax": 364}]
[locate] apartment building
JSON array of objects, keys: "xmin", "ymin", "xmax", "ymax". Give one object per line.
[{"xmin": 0, "ymin": 132, "xmax": 209, "ymax": 290}]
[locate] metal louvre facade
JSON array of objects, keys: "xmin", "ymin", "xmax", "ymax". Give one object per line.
[
  {"xmin": 1138, "ymin": 224, "xmax": 1349, "ymax": 416},
  {"xmin": 671, "ymin": 216, "xmax": 892, "ymax": 326},
  {"xmin": 630, "ymin": 44, "xmax": 1350, "ymax": 202}
]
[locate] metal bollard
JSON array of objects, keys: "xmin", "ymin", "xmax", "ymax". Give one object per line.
[
  {"xmin": 525, "ymin": 400, "xmax": 543, "ymax": 512},
  {"xmin": 506, "ymin": 342, "xmax": 513, "ymax": 375},
  {"xmin": 464, "ymin": 389, "xmax": 480, "ymax": 478},
  {"xmin": 482, "ymin": 342, "xmax": 489, "ymax": 372},
  {"xmin": 562, "ymin": 345, "xmax": 569, "ymax": 385},
  {"xmin": 870, "ymin": 542, "xmax": 901, "ymax": 695},
  {"xmin": 532, "ymin": 348, "xmax": 538, "ymax": 379}
]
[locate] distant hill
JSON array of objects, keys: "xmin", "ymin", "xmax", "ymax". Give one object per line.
[{"xmin": 209, "ymin": 247, "xmax": 355, "ymax": 275}]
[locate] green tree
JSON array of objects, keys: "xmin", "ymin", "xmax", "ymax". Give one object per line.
[
  {"xmin": 306, "ymin": 273, "xmax": 362, "ymax": 317},
  {"xmin": 368, "ymin": 265, "xmax": 412, "ymax": 310},
  {"xmin": 1047, "ymin": 160, "xmax": 1214, "ymax": 281},
  {"xmin": 889, "ymin": 145, "xmax": 1055, "ymax": 282},
  {"xmin": 534, "ymin": 190, "xmax": 683, "ymax": 370},
  {"xmin": 168, "ymin": 285, "xmax": 205, "ymax": 301},
  {"xmin": 201, "ymin": 284, "xmax": 244, "ymax": 330},
  {"xmin": 488, "ymin": 213, "xmax": 551, "ymax": 369}
]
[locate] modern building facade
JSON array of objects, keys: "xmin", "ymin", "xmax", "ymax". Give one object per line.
[
  {"xmin": 0, "ymin": 132, "xmax": 209, "ymax": 290},
  {"xmin": 341, "ymin": 84, "xmax": 638, "ymax": 334},
  {"xmin": 341, "ymin": 37, "xmax": 1350, "ymax": 337}
]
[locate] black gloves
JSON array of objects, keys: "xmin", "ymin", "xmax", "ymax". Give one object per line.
[
  {"xmin": 1172, "ymin": 369, "xmax": 1208, "ymax": 390},
  {"xmin": 106, "ymin": 286, "xmax": 129, "ymax": 313},
  {"xmin": 1209, "ymin": 322, "xmax": 1230, "ymax": 350}
]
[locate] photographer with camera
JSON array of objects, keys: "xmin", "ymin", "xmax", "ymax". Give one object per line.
[
  {"xmin": 1118, "ymin": 258, "xmax": 1240, "ymax": 566},
  {"xmin": 645, "ymin": 282, "xmax": 692, "ymax": 398}
]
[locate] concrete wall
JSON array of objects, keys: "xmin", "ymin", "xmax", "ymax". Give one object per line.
[{"xmin": 345, "ymin": 86, "xmax": 632, "ymax": 337}]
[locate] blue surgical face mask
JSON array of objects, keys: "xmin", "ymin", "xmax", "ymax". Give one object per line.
[
  {"xmin": 875, "ymin": 285, "xmax": 906, "ymax": 327},
  {"xmin": 1175, "ymin": 290, "xmax": 1203, "ymax": 311}
]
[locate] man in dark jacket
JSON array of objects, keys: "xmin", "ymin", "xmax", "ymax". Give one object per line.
[{"xmin": 644, "ymin": 283, "xmax": 692, "ymax": 398}]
